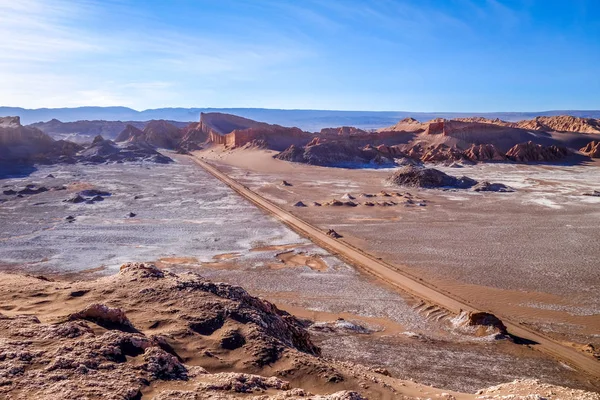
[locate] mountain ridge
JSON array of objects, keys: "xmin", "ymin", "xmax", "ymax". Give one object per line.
[{"xmin": 3, "ymin": 106, "xmax": 600, "ymax": 131}]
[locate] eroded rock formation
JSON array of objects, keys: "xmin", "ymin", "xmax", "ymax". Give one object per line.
[{"xmin": 580, "ymin": 141, "xmax": 600, "ymax": 158}]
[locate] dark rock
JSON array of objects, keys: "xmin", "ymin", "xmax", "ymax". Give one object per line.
[
  {"xmin": 2, "ymin": 189, "xmax": 16, "ymax": 195},
  {"xmin": 65, "ymin": 194, "xmax": 86, "ymax": 203},
  {"xmin": 128, "ymin": 212, "xmax": 136, "ymax": 218},
  {"xmin": 79, "ymin": 189, "xmax": 111, "ymax": 197},
  {"xmin": 326, "ymin": 229, "xmax": 342, "ymax": 238},
  {"xmin": 583, "ymin": 190, "xmax": 600, "ymax": 197},
  {"xmin": 387, "ymin": 166, "xmax": 478, "ymax": 189},
  {"xmin": 473, "ymin": 181, "xmax": 514, "ymax": 192},
  {"xmin": 17, "ymin": 186, "xmax": 48, "ymax": 195}
]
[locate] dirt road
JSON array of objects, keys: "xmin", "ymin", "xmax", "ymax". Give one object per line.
[{"xmin": 192, "ymin": 155, "xmax": 600, "ymax": 380}]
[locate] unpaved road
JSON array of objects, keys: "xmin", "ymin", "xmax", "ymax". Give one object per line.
[{"xmin": 192, "ymin": 155, "xmax": 600, "ymax": 380}]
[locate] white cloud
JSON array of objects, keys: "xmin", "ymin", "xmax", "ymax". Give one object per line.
[{"xmin": 0, "ymin": 0, "xmax": 312, "ymax": 108}]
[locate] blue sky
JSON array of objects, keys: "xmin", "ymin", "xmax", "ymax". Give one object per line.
[{"xmin": 0, "ymin": 0, "xmax": 598, "ymax": 111}]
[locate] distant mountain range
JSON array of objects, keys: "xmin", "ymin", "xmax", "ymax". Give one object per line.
[{"xmin": 2, "ymin": 106, "xmax": 600, "ymax": 132}]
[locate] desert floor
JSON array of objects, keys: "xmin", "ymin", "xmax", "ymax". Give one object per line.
[{"xmin": 0, "ymin": 151, "xmax": 598, "ymax": 393}]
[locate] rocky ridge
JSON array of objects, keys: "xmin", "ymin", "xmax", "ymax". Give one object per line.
[{"xmin": 0, "ymin": 263, "xmax": 597, "ymax": 399}]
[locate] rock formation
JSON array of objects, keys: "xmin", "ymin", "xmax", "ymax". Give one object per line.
[
  {"xmin": 0, "ymin": 116, "xmax": 82, "ymax": 164},
  {"xmin": 115, "ymin": 120, "xmax": 183, "ymax": 149},
  {"xmin": 516, "ymin": 115, "xmax": 600, "ymax": 134},
  {"xmin": 320, "ymin": 126, "xmax": 369, "ymax": 136},
  {"xmin": 0, "ymin": 265, "xmax": 597, "ymax": 399},
  {"xmin": 78, "ymin": 135, "xmax": 173, "ymax": 164},
  {"xmin": 275, "ymin": 141, "xmax": 394, "ymax": 167},
  {"xmin": 386, "ymin": 166, "xmax": 477, "ymax": 189},
  {"xmin": 505, "ymin": 141, "xmax": 569, "ymax": 162},
  {"xmin": 0, "ymin": 264, "xmax": 384, "ymax": 399},
  {"xmin": 199, "ymin": 112, "xmax": 312, "ymax": 150},
  {"xmin": 580, "ymin": 140, "xmax": 600, "ymax": 158},
  {"xmin": 30, "ymin": 119, "xmax": 149, "ymax": 141},
  {"xmin": 464, "ymin": 143, "xmax": 506, "ymax": 161}
]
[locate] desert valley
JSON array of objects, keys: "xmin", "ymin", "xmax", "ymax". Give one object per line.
[{"xmin": 0, "ymin": 110, "xmax": 599, "ymax": 399}]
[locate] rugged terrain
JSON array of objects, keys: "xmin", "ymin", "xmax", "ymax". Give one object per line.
[{"xmin": 1, "ymin": 263, "xmax": 598, "ymax": 399}]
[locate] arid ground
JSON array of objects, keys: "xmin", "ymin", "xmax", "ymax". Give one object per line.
[
  {"xmin": 1, "ymin": 152, "xmax": 599, "ymax": 396},
  {"xmin": 195, "ymin": 149, "xmax": 600, "ymax": 352}
]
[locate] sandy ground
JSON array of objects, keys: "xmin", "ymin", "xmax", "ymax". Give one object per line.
[
  {"xmin": 195, "ymin": 148, "xmax": 600, "ymax": 350},
  {"xmin": 1, "ymin": 152, "xmax": 598, "ymax": 393}
]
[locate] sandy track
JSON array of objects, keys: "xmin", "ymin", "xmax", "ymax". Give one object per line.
[{"xmin": 191, "ymin": 155, "xmax": 600, "ymax": 380}]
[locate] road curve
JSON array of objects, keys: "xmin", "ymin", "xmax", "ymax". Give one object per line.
[{"xmin": 192, "ymin": 155, "xmax": 600, "ymax": 380}]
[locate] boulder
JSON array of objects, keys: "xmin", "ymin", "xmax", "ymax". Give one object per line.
[{"xmin": 472, "ymin": 181, "xmax": 514, "ymax": 192}]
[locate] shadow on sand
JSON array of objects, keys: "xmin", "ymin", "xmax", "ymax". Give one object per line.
[{"xmin": 0, "ymin": 163, "xmax": 38, "ymax": 179}]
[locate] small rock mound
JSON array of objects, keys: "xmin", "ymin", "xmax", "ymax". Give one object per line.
[
  {"xmin": 120, "ymin": 262, "xmax": 165, "ymax": 278},
  {"xmin": 326, "ymin": 229, "xmax": 342, "ymax": 238},
  {"xmin": 452, "ymin": 310, "xmax": 507, "ymax": 338},
  {"xmin": 472, "ymin": 181, "xmax": 514, "ymax": 192},
  {"xmin": 386, "ymin": 166, "xmax": 477, "ymax": 189}
]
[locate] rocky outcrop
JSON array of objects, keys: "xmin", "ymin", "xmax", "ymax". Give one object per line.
[
  {"xmin": 0, "ymin": 116, "xmax": 82, "ymax": 164},
  {"xmin": 580, "ymin": 140, "xmax": 600, "ymax": 158},
  {"xmin": 275, "ymin": 141, "xmax": 393, "ymax": 168},
  {"xmin": 386, "ymin": 166, "xmax": 477, "ymax": 189},
  {"xmin": 377, "ymin": 117, "xmax": 426, "ymax": 133},
  {"xmin": 452, "ymin": 311, "xmax": 507, "ymax": 338},
  {"xmin": 517, "ymin": 115, "xmax": 600, "ymax": 134},
  {"xmin": 114, "ymin": 124, "xmax": 145, "ymax": 142},
  {"xmin": 77, "ymin": 135, "xmax": 173, "ymax": 164},
  {"xmin": 320, "ymin": 126, "xmax": 369, "ymax": 136},
  {"xmin": 200, "ymin": 112, "xmax": 312, "ymax": 150},
  {"xmin": 115, "ymin": 120, "xmax": 183, "ymax": 149},
  {"xmin": 464, "ymin": 143, "xmax": 506, "ymax": 161},
  {"xmin": 420, "ymin": 144, "xmax": 465, "ymax": 163},
  {"xmin": 0, "ymin": 265, "xmax": 388, "ymax": 399},
  {"xmin": 425, "ymin": 119, "xmax": 445, "ymax": 135},
  {"xmin": 472, "ymin": 181, "xmax": 514, "ymax": 192},
  {"xmin": 142, "ymin": 120, "xmax": 184, "ymax": 148},
  {"xmin": 29, "ymin": 119, "xmax": 149, "ymax": 141},
  {"xmin": 505, "ymin": 141, "xmax": 569, "ymax": 162}
]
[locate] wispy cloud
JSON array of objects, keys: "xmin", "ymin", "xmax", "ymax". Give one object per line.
[{"xmin": 0, "ymin": 0, "xmax": 312, "ymax": 108}]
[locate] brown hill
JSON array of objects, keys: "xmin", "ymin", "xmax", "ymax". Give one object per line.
[
  {"xmin": 320, "ymin": 126, "xmax": 369, "ymax": 136},
  {"xmin": 29, "ymin": 119, "xmax": 147, "ymax": 141},
  {"xmin": 517, "ymin": 116, "xmax": 600, "ymax": 134},
  {"xmin": 200, "ymin": 112, "xmax": 312, "ymax": 151},
  {"xmin": 115, "ymin": 120, "xmax": 184, "ymax": 149},
  {"xmin": 505, "ymin": 141, "xmax": 569, "ymax": 162},
  {"xmin": 377, "ymin": 117, "xmax": 426, "ymax": 133},
  {"xmin": 0, "ymin": 116, "xmax": 82, "ymax": 163}
]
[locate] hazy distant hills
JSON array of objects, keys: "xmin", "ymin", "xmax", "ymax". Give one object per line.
[{"xmin": 2, "ymin": 106, "xmax": 600, "ymax": 132}]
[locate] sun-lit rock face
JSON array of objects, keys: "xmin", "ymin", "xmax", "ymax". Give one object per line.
[
  {"xmin": 517, "ymin": 115, "xmax": 600, "ymax": 134},
  {"xmin": 580, "ymin": 140, "xmax": 600, "ymax": 158},
  {"xmin": 199, "ymin": 112, "xmax": 312, "ymax": 150},
  {"xmin": 506, "ymin": 141, "xmax": 569, "ymax": 162}
]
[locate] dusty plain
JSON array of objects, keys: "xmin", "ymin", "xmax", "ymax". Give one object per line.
[
  {"xmin": 1, "ymin": 151, "xmax": 599, "ymax": 395},
  {"xmin": 195, "ymin": 149, "xmax": 600, "ymax": 351}
]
